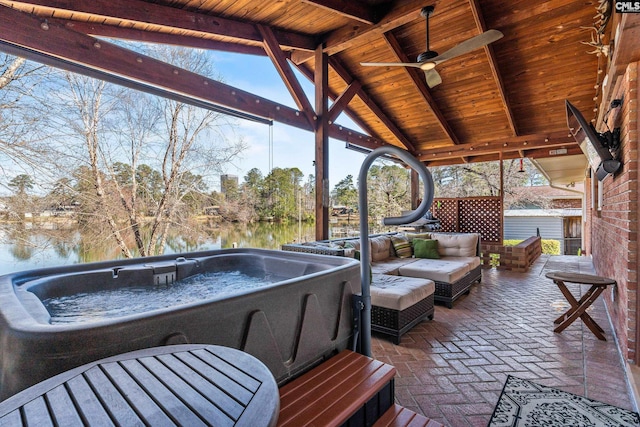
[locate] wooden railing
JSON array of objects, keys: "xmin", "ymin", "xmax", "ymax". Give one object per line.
[{"xmin": 480, "ymin": 236, "xmax": 542, "ymax": 272}]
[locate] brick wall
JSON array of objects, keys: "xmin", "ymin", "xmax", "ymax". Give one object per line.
[
  {"xmin": 588, "ymin": 61, "xmax": 639, "ymax": 363},
  {"xmin": 550, "ymin": 199, "xmax": 582, "ymax": 209}
]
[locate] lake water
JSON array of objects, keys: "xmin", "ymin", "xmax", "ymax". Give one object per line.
[{"xmin": 0, "ymin": 220, "xmax": 378, "ymax": 276}]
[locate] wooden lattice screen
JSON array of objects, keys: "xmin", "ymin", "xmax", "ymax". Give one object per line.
[{"xmin": 431, "ymin": 196, "xmax": 502, "ymax": 243}]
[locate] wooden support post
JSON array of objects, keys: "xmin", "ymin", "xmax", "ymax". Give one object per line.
[
  {"xmin": 410, "ymin": 169, "xmax": 419, "ymax": 210},
  {"xmin": 314, "ymin": 44, "xmax": 329, "ymax": 241},
  {"xmin": 499, "ymin": 154, "xmax": 504, "ymax": 243}
]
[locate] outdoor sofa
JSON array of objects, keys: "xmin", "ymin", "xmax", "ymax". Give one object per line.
[{"xmin": 282, "ymin": 231, "xmax": 482, "ymax": 342}]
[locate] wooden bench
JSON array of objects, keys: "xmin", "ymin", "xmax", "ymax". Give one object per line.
[
  {"xmin": 278, "ymin": 350, "xmax": 396, "ymax": 426},
  {"xmin": 373, "ymin": 404, "xmax": 444, "ymax": 427}
]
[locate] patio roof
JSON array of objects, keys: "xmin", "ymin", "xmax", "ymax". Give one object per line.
[
  {"xmin": 0, "ymin": 1, "xmax": 638, "ymax": 237},
  {"xmin": 1, "ymin": 1, "xmax": 637, "ymax": 163}
]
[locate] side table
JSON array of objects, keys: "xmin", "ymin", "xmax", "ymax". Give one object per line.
[
  {"xmin": 545, "ymin": 271, "xmax": 616, "ymax": 341},
  {"xmin": 0, "ymin": 344, "xmax": 279, "ymax": 426}
]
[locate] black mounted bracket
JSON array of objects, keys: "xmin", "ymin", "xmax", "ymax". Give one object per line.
[{"xmin": 599, "ymin": 97, "xmax": 624, "ymax": 153}]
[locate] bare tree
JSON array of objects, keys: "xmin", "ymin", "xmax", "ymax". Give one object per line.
[
  {"xmin": 0, "ymin": 54, "xmax": 52, "ymax": 187},
  {"xmin": 431, "ymin": 160, "xmax": 549, "ymax": 208},
  {"xmin": 61, "ymin": 73, "xmax": 135, "ymax": 257},
  {"xmin": 366, "ymin": 163, "xmax": 410, "ymax": 221},
  {"xmin": 45, "ymin": 45, "xmax": 246, "ymax": 258}
]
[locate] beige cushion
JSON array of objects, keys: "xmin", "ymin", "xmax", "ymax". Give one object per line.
[
  {"xmin": 345, "ymin": 240, "xmax": 361, "ymax": 251},
  {"xmin": 398, "ymin": 258, "xmax": 469, "ymax": 284},
  {"xmin": 372, "ymin": 258, "xmax": 419, "ymax": 275},
  {"xmin": 344, "ymin": 240, "xmax": 371, "ymax": 261},
  {"xmin": 431, "ymin": 233, "xmax": 478, "ymax": 257},
  {"xmin": 370, "ymin": 274, "xmax": 435, "ymax": 311},
  {"xmin": 440, "ymin": 256, "xmax": 481, "ymax": 271},
  {"xmin": 343, "ymin": 247, "xmax": 357, "ymax": 258},
  {"xmin": 370, "ymin": 235, "xmax": 392, "ymax": 262}
]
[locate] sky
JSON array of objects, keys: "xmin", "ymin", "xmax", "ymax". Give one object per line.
[{"xmin": 208, "ymin": 51, "xmax": 370, "ymax": 190}]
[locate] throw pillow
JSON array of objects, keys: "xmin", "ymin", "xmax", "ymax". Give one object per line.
[
  {"xmin": 404, "ymin": 232, "xmax": 431, "ymax": 243},
  {"xmin": 413, "ymin": 238, "xmax": 440, "ymax": 259},
  {"xmin": 390, "ymin": 234, "xmax": 412, "ymax": 258}
]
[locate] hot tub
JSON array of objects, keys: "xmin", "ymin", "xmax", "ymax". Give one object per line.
[{"xmin": 0, "ymin": 248, "xmax": 359, "ymax": 400}]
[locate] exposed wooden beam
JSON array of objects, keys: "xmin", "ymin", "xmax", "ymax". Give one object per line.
[
  {"xmin": 57, "ymin": 19, "xmax": 269, "ymax": 56},
  {"xmin": 521, "ymin": 145, "xmax": 583, "ymax": 159},
  {"xmin": 328, "ymin": 126, "xmax": 382, "ymax": 150},
  {"xmin": 383, "ymin": 32, "xmax": 460, "ymax": 146},
  {"xmin": 0, "ymin": 6, "xmax": 383, "ymax": 147},
  {"xmin": 291, "ymin": 0, "xmax": 425, "ymax": 64},
  {"xmin": 294, "ymin": 61, "xmax": 384, "ymax": 144},
  {"xmin": 468, "ymin": 0, "xmax": 518, "ymax": 136},
  {"xmin": 329, "ymin": 56, "xmax": 417, "ymax": 153},
  {"xmin": 328, "ymin": 81, "xmax": 360, "ymax": 123},
  {"xmin": 2, "ymin": 0, "xmax": 317, "ymax": 51},
  {"xmin": 258, "ymin": 24, "xmax": 315, "ymax": 125},
  {"xmin": 417, "ymin": 131, "xmax": 577, "ymax": 162},
  {"xmin": 423, "ymin": 145, "xmax": 583, "ymax": 167},
  {"xmin": 300, "ymin": 0, "xmax": 382, "ymax": 25}
]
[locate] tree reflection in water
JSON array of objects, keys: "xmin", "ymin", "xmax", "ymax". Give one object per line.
[{"xmin": 0, "ymin": 220, "xmax": 393, "ymax": 275}]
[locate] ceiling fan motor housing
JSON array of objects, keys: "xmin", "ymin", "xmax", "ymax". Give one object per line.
[
  {"xmin": 417, "ymin": 50, "xmax": 438, "ymax": 63},
  {"xmin": 420, "ymin": 6, "xmax": 434, "ymax": 18}
]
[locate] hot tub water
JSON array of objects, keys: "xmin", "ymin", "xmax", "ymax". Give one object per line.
[{"xmin": 43, "ymin": 270, "xmax": 288, "ymax": 324}]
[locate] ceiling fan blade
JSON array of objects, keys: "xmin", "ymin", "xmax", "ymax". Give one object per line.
[
  {"xmin": 424, "ymin": 69, "xmax": 442, "ymax": 88},
  {"xmin": 360, "ymin": 62, "xmax": 423, "ymax": 69},
  {"xmin": 432, "ymin": 29, "xmax": 503, "ymax": 64}
]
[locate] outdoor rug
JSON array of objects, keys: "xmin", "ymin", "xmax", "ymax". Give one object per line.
[{"xmin": 487, "ymin": 375, "xmax": 640, "ymax": 426}]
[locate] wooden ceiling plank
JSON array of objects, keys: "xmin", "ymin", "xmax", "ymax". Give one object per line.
[
  {"xmin": 383, "ymin": 32, "xmax": 460, "ymax": 146},
  {"xmin": 467, "ymin": 0, "xmax": 517, "ymax": 136},
  {"xmin": 0, "ymin": 5, "xmax": 384, "ymax": 147},
  {"xmin": 328, "ymin": 81, "xmax": 360, "ymax": 123},
  {"xmin": 258, "ymin": 24, "xmax": 315, "ymax": 125},
  {"xmin": 3, "ymin": 0, "xmax": 317, "ymax": 51},
  {"xmin": 58, "ymin": 19, "xmax": 269, "ymax": 56},
  {"xmin": 468, "ymin": 0, "xmax": 518, "ymax": 137},
  {"xmin": 300, "ymin": 0, "xmax": 379, "ymax": 25},
  {"xmin": 330, "ymin": 56, "xmax": 417, "ymax": 152},
  {"xmin": 291, "ymin": 0, "xmax": 425, "ymax": 64}
]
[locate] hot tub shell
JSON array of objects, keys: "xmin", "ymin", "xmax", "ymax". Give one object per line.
[{"xmin": 0, "ymin": 248, "xmax": 359, "ymax": 401}]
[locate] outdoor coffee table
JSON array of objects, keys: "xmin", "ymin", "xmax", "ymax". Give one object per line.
[
  {"xmin": 546, "ymin": 271, "xmax": 616, "ymax": 341},
  {"xmin": 0, "ymin": 344, "xmax": 279, "ymax": 426}
]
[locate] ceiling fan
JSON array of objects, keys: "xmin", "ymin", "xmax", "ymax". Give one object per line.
[{"xmin": 360, "ymin": 6, "xmax": 503, "ymax": 88}]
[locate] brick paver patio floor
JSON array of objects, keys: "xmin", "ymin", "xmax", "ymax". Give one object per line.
[{"xmin": 371, "ymin": 254, "xmax": 636, "ymax": 426}]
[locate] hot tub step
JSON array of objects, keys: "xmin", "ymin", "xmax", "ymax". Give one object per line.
[{"xmin": 278, "ymin": 349, "xmax": 396, "ymax": 426}]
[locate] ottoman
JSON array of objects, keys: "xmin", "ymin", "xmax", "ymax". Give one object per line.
[
  {"xmin": 370, "ymin": 274, "xmax": 435, "ymax": 344},
  {"xmin": 398, "ymin": 259, "xmax": 471, "ymax": 308}
]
